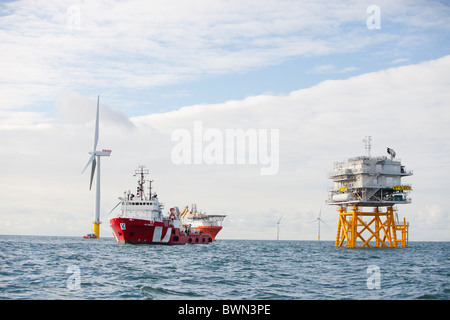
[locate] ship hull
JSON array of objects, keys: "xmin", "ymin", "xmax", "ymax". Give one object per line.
[
  {"xmin": 193, "ymin": 226, "xmax": 223, "ymax": 241},
  {"xmin": 110, "ymin": 218, "xmax": 212, "ymax": 245}
]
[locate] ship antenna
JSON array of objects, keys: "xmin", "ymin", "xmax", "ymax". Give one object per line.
[
  {"xmin": 363, "ymin": 135, "xmax": 372, "ymax": 157},
  {"xmin": 148, "ymin": 179, "xmax": 154, "ymax": 199},
  {"xmin": 135, "ymin": 165, "xmax": 149, "ymax": 200}
]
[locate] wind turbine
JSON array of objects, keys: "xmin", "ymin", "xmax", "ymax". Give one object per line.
[
  {"xmin": 81, "ymin": 95, "xmax": 111, "ymax": 238},
  {"xmin": 312, "ymin": 208, "xmax": 328, "ymax": 241},
  {"xmin": 276, "ymin": 216, "xmax": 282, "ymax": 240}
]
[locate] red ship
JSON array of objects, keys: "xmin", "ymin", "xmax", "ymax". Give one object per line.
[
  {"xmin": 110, "ymin": 165, "xmax": 213, "ymax": 245},
  {"xmin": 179, "ymin": 204, "xmax": 226, "ymax": 241}
]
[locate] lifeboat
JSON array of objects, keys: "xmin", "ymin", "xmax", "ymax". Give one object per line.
[{"xmin": 83, "ymin": 233, "xmax": 97, "ymax": 239}]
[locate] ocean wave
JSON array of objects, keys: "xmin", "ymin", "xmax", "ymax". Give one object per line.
[{"xmin": 0, "ymin": 236, "xmax": 448, "ymax": 300}]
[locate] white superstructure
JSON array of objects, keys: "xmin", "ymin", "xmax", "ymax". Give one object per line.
[
  {"xmin": 181, "ymin": 203, "xmax": 226, "ymax": 227},
  {"xmin": 327, "ymin": 155, "xmax": 413, "ymax": 207}
]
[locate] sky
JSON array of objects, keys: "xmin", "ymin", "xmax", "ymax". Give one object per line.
[{"xmin": 0, "ymin": 0, "xmax": 449, "ymax": 241}]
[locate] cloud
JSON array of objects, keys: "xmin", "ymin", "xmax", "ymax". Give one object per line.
[
  {"xmin": 307, "ymin": 64, "xmax": 359, "ymax": 74},
  {"xmin": 390, "ymin": 58, "xmax": 410, "ymax": 65},
  {"xmin": 2, "ymin": 0, "xmax": 450, "ymax": 111},
  {"xmin": 0, "ymin": 110, "xmax": 52, "ymax": 129},
  {"xmin": 1, "ymin": 55, "xmax": 449, "ymax": 240},
  {"xmin": 55, "ymin": 92, "xmax": 134, "ymax": 129},
  {"xmin": 1, "ymin": 0, "xmax": 450, "ymax": 240}
]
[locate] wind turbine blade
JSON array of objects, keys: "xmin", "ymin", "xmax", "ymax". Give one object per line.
[
  {"xmin": 277, "ymin": 215, "xmax": 283, "ymax": 224},
  {"xmin": 89, "ymin": 157, "xmax": 97, "ymax": 190},
  {"xmin": 93, "ymin": 95, "xmax": 99, "ymax": 151},
  {"xmin": 319, "ymin": 207, "xmax": 322, "ymax": 219},
  {"xmin": 81, "ymin": 153, "xmax": 95, "ymax": 174},
  {"xmin": 319, "ymin": 218, "xmax": 329, "ymax": 228},
  {"xmin": 108, "ymin": 201, "xmax": 122, "ymax": 215}
]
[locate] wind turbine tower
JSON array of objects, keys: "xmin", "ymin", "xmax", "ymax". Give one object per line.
[
  {"xmin": 314, "ymin": 208, "xmax": 328, "ymax": 241},
  {"xmin": 276, "ymin": 216, "xmax": 282, "ymax": 240},
  {"xmin": 81, "ymin": 95, "xmax": 111, "ymax": 239}
]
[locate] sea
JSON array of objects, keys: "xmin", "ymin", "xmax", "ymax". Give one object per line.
[{"xmin": 0, "ymin": 235, "xmax": 448, "ymax": 300}]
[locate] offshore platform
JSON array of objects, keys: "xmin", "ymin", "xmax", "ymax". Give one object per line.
[{"xmin": 327, "ymin": 137, "xmax": 413, "ymax": 248}]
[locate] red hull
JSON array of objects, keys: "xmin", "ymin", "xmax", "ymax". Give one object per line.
[
  {"xmin": 110, "ymin": 218, "xmax": 212, "ymax": 245},
  {"xmin": 83, "ymin": 233, "xmax": 97, "ymax": 239},
  {"xmin": 193, "ymin": 226, "xmax": 223, "ymax": 241}
]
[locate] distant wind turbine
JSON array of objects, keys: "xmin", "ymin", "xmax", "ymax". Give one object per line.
[
  {"xmin": 276, "ymin": 216, "xmax": 282, "ymax": 240},
  {"xmin": 311, "ymin": 208, "xmax": 328, "ymax": 241},
  {"xmin": 81, "ymin": 95, "xmax": 111, "ymax": 239}
]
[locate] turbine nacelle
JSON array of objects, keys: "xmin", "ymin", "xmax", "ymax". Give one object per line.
[
  {"xmin": 82, "ymin": 150, "xmax": 112, "ymax": 190},
  {"xmin": 90, "ymin": 150, "xmax": 112, "ymax": 156}
]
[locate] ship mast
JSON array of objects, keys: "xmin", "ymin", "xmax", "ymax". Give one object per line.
[
  {"xmin": 148, "ymin": 179, "xmax": 154, "ymax": 199},
  {"xmin": 135, "ymin": 165, "xmax": 149, "ymax": 200}
]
